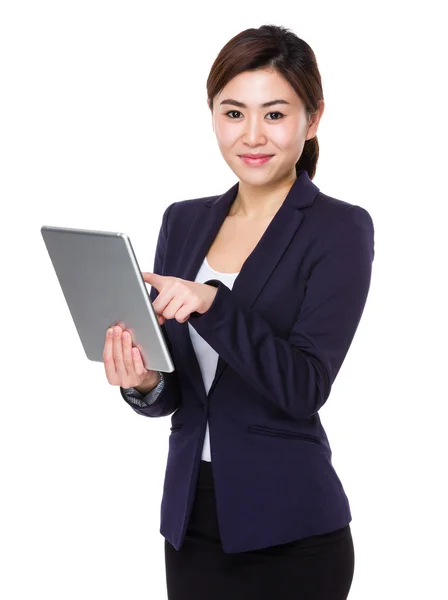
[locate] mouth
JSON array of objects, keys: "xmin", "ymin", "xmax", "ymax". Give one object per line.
[{"xmin": 239, "ymin": 154, "xmax": 274, "ymax": 166}]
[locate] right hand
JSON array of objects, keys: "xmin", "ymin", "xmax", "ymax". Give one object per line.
[{"xmin": 103, "ymin": 324, "xmax": 161, "ymax": 391}]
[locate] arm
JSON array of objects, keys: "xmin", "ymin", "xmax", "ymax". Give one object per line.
[
  {"xmin": 189, "ymin": 206, "xmax": 375, "ymax": 421},
  {"xmin": 120, "ymin": 203, "xmax": 182, "ymax": 418}
]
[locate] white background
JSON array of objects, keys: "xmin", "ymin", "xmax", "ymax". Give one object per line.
[{"xmin": 1, "ymin": 1, "xmax": 447, "ymax": 598}]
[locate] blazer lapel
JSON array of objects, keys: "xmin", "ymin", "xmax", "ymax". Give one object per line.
[{"xmin": 173, "ymin": 169, "xmax": 320, "ymax": 403}]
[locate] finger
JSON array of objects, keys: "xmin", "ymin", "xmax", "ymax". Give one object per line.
[
  {"xmin": 158, "ymin": 285, "xmax": 188, "ymax": 321},
  {"xmin": 172, "ymin": 297, "xmax": 193, "ymax": 323},
  {"xmin": 121, "ymin": 330, "xmax": 135, "ymax": 378},
  {"xmin": 152, "ymin": 279, "xmax": 180, "ymax": 316},
  {"xmin": 103, "ymin": 327, "xmax": 118, "ymax": 383},
  {"xmin": 112, "ymin": 326, "xmax": 128, "ymax": 381},
  {"xmin": 176, "ymin": 306, "xmax": 192, "ymax": 323},
  {"xmin": 152, "ymin": 291, "xmax": 167, "ymax": 317},
  {"xmin": 132, "ymin": 345, "xmax": 146, "ymax": 376}
]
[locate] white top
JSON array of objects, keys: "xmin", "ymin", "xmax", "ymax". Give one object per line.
[{"xmin": 188, "ymin": 256, "xmax": 239, "ymax": 461}]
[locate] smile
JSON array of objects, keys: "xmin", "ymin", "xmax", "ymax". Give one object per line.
[{"xmin": 239, "ymin": 155, "xmax": 273, "ymax": 166}]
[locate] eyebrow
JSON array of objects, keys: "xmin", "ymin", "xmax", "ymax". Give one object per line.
[{"xmin": 219, "ymin": 99, "xmax": 290, "ymax": 109}]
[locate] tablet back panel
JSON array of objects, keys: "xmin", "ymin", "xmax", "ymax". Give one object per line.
[{"xmin": 41, "ymin": 225, "xmax": 174, "ymax": 373}]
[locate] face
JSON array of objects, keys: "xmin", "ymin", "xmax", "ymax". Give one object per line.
[{"xmin": 210, "ymin": 68, "xmax": 324, "ymax": 186}]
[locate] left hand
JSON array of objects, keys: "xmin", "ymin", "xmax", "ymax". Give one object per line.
[{"xmin": 142, "ymin": 272, "xmax": 218, "ymax": 325}]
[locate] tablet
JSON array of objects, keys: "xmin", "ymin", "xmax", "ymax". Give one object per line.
[{"xmin": 41, "ymin": 225, "xmax": 175, "ymax": 373}]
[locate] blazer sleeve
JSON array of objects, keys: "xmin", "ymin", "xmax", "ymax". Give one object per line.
[
  {"xmin": 121, "ymin": 371, "xmax": 165, "ymax": 407},
  {"xmin": 120, "ymin": 203, "xmax": 182, "ymax": 418},
  {"xmin": 189, "ymin": 205, "xmax": 375, "ymax": 421}
]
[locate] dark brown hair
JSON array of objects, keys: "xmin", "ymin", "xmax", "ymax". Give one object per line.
[{"xmin": 207, "ymin": 25, "xmax": 324, "ymax": 180}]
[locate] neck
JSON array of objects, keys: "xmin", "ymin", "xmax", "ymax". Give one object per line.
[{"xmin": 230, "ymin": 171, "xmax": 297, "ymax": 219}]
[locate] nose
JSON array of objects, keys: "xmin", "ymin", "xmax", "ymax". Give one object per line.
[{"xmin": 241, "ymin": 115, "xmax": 267, "ymax": 146}]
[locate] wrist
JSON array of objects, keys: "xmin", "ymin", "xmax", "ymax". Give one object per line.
[{"xmin": 135, "ymin": 371, "xmax": 162, "ymax": 395}]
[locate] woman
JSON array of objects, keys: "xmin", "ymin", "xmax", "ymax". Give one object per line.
[{"xmin": 104, "ymin": 24, "xmax": 374, "ymax": 600}]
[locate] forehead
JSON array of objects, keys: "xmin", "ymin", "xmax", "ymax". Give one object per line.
[{"xmin": 216, "ymin": 69, "xmax": 300, "ymax": 105}]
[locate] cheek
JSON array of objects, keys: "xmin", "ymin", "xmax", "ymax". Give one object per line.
[
  {"xmin": 272, "ymin": 122, "xmax": 304, "ymax": 150},
  {"xmin": 215, "ymin": 121, "xmax": 237, "ymax": 148}
]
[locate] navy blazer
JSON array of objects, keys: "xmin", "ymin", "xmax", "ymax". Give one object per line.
[{"xmin": 121, "ymin": 169, "xmax": 375, "ymax": 553}]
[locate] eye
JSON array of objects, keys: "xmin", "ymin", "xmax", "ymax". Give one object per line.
[
  {"xmin": 266, "ymin": 112, "xmax": 284, "ymax": 120},
  {"xmin": 225, "ymin": 110, "xmax": 243, "ymax": 119},
  {"xmin": 224, "ymin": 110, "xmax": 285, "ymax": 120}
]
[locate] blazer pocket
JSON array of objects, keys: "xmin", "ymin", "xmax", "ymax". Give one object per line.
[
  {"xmin": 170, "ymin": 424, "xmax": 183, "ymax": 432},
  {"xmin": 248, "ymin": 424, "xmax": 321, "ymax": 445}
]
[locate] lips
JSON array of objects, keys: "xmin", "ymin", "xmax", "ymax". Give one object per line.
[
  {"xmin": 239, "ymin": 154, "xmax": 274, "ymax": 166},
  {"xmin": 240, "ymin": 154, "xmax": 273, "ymax": 158}
]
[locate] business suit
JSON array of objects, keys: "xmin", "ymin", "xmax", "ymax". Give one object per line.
[{"xmin": 121, "ymin": 169, "xmax": 374, "ymax": 560}]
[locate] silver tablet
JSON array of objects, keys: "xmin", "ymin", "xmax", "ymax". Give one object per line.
[{"xmin": 41, "ymin": 225, "xmax": 175, "ymax": 373}]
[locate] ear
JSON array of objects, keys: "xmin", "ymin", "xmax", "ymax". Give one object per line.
[
  {"xmin": 306, "ymin": 99, "xmax": 325, "ymax": 140},
  {"xmin": 208, "ymin": 99, "xmax": 215, "ymax": 132}
]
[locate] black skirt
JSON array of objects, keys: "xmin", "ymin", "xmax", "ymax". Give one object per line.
[{"xmin": 165, "ymin": 460, "xmax": 355, "ymax": 600}]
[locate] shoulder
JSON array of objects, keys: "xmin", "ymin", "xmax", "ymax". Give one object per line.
[
  {"xmin": 314, "ymin": 191, "xmax": 374, "ymax": 229},
  {"xmin": 169, "ymin": 194, "xmax": 220, "ymax": 212},
  {"xmin": 162, "ymin": 194, "xmax": 220, "ymax": 221},
  {"xmin": 309, "ymin": 191, "xmax": 375, "ymax": 254},
  {"xmin": 302, "ymin": 191, "xmax": 375, "ymax": 266}
]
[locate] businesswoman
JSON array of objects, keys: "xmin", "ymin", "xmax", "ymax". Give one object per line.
[{"xmin": 104, "ymin": 24, "xmax": 374, "ymax": 600}]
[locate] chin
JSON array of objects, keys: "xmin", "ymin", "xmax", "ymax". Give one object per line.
[
  {"xmin": 229, "ymin": 164, "xmax": 273, "ymax": 183},
  {"xmin": 233, "ymin": 172, "xmax": 268, "ymax": 186}
]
